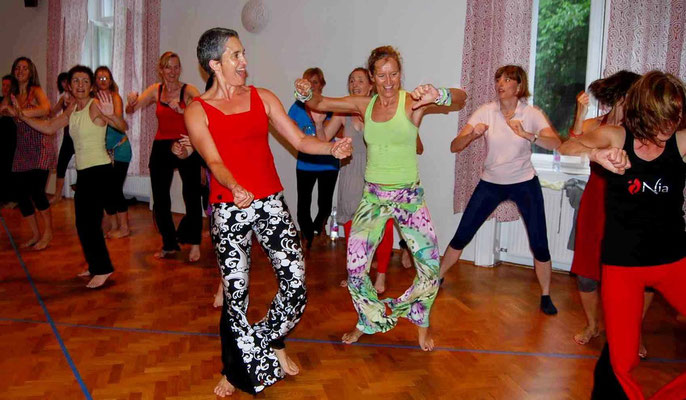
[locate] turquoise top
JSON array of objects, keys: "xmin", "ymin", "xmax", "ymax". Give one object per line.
[{"xmin": 105, "ymin": 125, "xmax": 131, "ymax": 162}]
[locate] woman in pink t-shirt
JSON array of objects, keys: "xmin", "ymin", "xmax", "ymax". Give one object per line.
[{"xmin": 439, "ymin": 65, "xmax": 562, "ymax": 315}]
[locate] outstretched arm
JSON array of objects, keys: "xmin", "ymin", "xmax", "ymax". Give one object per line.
[
  {"xmin": 20, "ymin": 87, "xmax": 50, "ymax": 118},
  {"xmin": 13, "ymin": 96, "xmax": 72, "ymax": 135},
  {"xmin": 408, "ymin": 84, "xmax": 467, "ymax": 125},
  {"xmin": 295, "ymin": 78, "xmax": 368, "ymax": 115},
  {"xmin": 261, "ymin": 88, "xmax": 352, "ymax": 158},
  {"xmin": 125, "ymin": 83, "xmax": 158, "ymax": 114}
]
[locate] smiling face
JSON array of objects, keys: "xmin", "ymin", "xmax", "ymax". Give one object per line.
[
  {"xmin": 348, "ymin": 70, "xmax": 372, "ymax": 96},
  {"xmin": 13, "ymin": 60, "xmax": 30, "ymax": 84},
  {"xmin": 95, "ymin": 69, "xmax": 112, "ymax": 92},
  {"xmin": 69, "ymin": 72, "xmax": 92, "ymax": 100},
  {"xmin": 160, "ymin": 56, "xmax": 181, "ymax": 83},
  {"xmin": 216, "ymin": 37, "xmax": 248, "ymax": 87},
  {"xmin": 372, "ymin": 57, "xmax": 401, "ymax": 98}
]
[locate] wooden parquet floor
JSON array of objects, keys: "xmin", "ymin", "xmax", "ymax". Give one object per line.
[{"xmin": 0, "ymin": 200, "xmax": 684, "ymax": 400}]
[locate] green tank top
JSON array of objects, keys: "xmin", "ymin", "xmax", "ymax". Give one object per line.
[
  {"xmin": 363, "ymin": 90, "xmax": 418, "ymax": 184},
  {"xmin": 69, "ymin": 98, "xmax": 110, "ymax": 170}
]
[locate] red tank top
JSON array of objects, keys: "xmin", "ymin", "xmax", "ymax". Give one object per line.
[
  {"xmin": 196, "ymin": 86, "xmax": 283, "ymax": 203},
  {"xmin": 155, "ymin": 83, "xmax": 188, "ymax": 140}
]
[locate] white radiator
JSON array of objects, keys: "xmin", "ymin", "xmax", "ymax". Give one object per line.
[{"xmin": 497, "ymin": 171, "xmax": 588, "ymax": 272}]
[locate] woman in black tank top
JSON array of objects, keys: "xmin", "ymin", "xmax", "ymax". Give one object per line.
[{"xmin": 560, "ymin": 71, "xmax": 686, "ymax": 400}]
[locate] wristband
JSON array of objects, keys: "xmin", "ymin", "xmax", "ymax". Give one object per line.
[
  {"xmin": 294, "ymin": 88, "xmax": 313, "ymax": 103},
  {"xmin": 434, "ymin": 87, "xmax": 452, "ymax": 106}
]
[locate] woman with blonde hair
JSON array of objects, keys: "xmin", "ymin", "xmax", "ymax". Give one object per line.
[{"xmin": 126, "ymin": 52, "xmax": 203, "ymax": 261}]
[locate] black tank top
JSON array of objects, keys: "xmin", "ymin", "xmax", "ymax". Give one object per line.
[{"xmin": 602, "ymin": 129, "xmax": 686, "ymax": 266}]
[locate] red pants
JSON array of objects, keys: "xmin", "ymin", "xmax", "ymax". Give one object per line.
[
  {"xmin": 343, "ymin": 219, "xmax": 393, "ymax": 273},
  {"xmin": 602, "ymin": 257, "xmax": 686, "ymax": 400}
]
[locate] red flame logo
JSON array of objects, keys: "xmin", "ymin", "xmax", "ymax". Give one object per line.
[{"xmin": 627, "ymin": 178, "xmax": 641, "ymax": 195}]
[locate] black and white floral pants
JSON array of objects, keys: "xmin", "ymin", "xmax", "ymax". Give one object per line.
[{"xmin": 211, "ymin": 192, "xmax": 307, "ymax": 394}]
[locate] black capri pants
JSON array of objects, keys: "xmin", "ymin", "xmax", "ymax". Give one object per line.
[
  {"xmin": 15, "ymin": 169, "xmax": 50, "ymax": 217},
  {"xmin": 449, "ymin": 176, "xmax": 551, "ymax": 262}
]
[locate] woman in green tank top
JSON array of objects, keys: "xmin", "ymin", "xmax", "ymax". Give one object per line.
[
  {"xmin": 295, "ymin": 46, "xmax": 467, "ymax": 351},
  {"xmin": 13, "ymin": 65, "xmax": 128, "ymax": 289}
]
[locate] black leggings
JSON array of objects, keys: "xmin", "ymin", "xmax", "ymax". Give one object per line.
[
  {"xmin": 15, "ymin": 169, "xmax": 50, "ymax": 217},
  {"xmin": 296, "ymin": 169, "xmax": 338, "ymax": 241},
  {"xmin": 450, "ymin": 177, "xmax": 551, "ymax": 262},
  {"xmin": 56, "ymin": 127, "xmax": 74, "ymax": 179},
  {"xmin": 149, "ymin": 140, "xmax": 202, "ymax": 251},
  {"xmin": 75, "ymin": 164, "xmax": 114, "ymax": 275},
  {"xmin": 105, "ymin": 161, "xmax": 129, "ymax": 215},
  {"xmin": 212, "ymin": 193, "xmax": 306, "ymax": 394}
]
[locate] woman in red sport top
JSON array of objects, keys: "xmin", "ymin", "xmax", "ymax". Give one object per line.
[
  {"xmin": 126, "ymin": 52, "xmax": 202, "ymax": 262},
  {"xmin": 568, "ymin": 71, "xmax": 654, "ymax": 354},
  {"xmin": 560, "ymin": 71, "xmax": 686, "ymax": 400},
  {"xmin": 186, "ymin": 28, "xmax": 351, "ymax": 396}
]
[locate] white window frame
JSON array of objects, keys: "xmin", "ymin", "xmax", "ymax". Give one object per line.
[
  {"xmin": 528, "ymin": 0, "xmax": 608, "ymax": 175},
  {"xmin": 81, "ymin": 0, "xmax": 114, "ymax": 70}
]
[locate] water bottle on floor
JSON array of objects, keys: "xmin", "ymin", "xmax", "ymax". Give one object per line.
[{"xmin": 329, "ymin": 207, "xmax": 338, "ymax": 240}]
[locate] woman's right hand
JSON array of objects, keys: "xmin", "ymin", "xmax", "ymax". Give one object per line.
[
  {"xmin": 576, "ymin": 91, "xmax": 589, "ymax": 116},
  {"xmin": 230, "ymin": 183, "xmax": 254, "ymax": 209},
  {"xmin": 127, "ymin": 91, "xmax": 139, "ymax": 108},
  {"xmin": 472, "ymin": 123, "xmax": 488, "ymax": 137},
  {"xmin": 295, "ymin": 78, "xmax": 312, "ymax": 97}
]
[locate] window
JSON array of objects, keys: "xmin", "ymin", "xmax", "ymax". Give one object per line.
[
  {"xmin": 81, "ymin": 0, "xmax": 114, "ymax": 70},
  {"xmin": 529, "ymin": 0, "xmax": 606, "ymax": 156}
]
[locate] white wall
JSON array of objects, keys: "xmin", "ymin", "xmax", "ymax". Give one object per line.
[
  {"xmin": 160, "ymin": 0, "xmax": 478, "ymax": 256},
  {"xmin": 0, "ymin": 1, "xmax": 48, "ymax": 86}
]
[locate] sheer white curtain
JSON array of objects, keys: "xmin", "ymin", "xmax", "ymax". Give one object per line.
[{"xmin": 111, "ymin": 0, "xmax": 160, "ymax": 176}]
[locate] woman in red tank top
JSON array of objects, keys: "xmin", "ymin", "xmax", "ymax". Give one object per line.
[
  {"xmin": 567, "ymin": 71, "xmax": 654, "ymax": 354},
  {"xmin": 185, "ymin": 28, "xmax": 351, "ymax": 397},
  {"xmin": 125, "ymin": 52, "xmax": 203, "ymax": 262}
]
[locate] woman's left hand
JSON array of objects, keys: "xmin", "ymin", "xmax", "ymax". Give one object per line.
[
  {"xmin": 410, "ymin": 84, "xmax": 439, "ymax": 110},
  {"xmin": 96, "ymin": 91, "xmax": 115, "ymax": 117},
  {"xmin": 330, "ymin": 137, "xmax": 353, "ymax": 159},
  {"xmin": 507, "ymin": 119, "xmax": 532, "ymax": 141},
  {"xmin": 168, "ymin": 99, "xmax": 184, "ymax": 114}
]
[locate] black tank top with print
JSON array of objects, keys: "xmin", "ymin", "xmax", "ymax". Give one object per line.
[{"xmin": 602, "ymin": 129, "xmax": 686, "ymax": 266}]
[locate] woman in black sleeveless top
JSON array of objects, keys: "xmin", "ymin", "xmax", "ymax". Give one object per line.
[{"xmin": 560, "ymin": 71, "xmax": 686, "ymax": 400}]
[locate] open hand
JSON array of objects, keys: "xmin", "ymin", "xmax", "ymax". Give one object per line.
[
  {"xmin": 410, "ymin": 84, "xmax": 439, "ymax": 110},
  {"xmin": 95, "ymin": 91, "xmax": 114, "ymax": 116}
]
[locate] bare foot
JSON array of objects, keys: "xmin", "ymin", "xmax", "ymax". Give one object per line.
[
  {"xmin": 418, "ymin": 326, "xmax": 434, "ymax": 351},
  {"xmin": 401, "ymin": 250, "xmax": 413, "ymax": 269},
  {"xmin": 77, "ymin": 269, "xmax": 91, "ymax": 277},
  {"xmin": 213, "ymin": 375, "xmax": 235, "ymax": 397},
  {"xmin": 86, "ymin": 273, "xmax": 112, "ymax": 288},
  {"xmin": 639, "ymin": 342, "xmax": 648, "ymax": 359},
  {"xmin": 339, "ymin": 280, "xmax": 347, "ymax": 288},
  {"xmin": 573, "ymin": 326, "xmax": 599, "ymax": 345},
  {"xmin": 188, "ymin": 245, "xmax": 200, "ymax": 263},
  {"xmin": 374, "ymin": 272, "xmax": 386, "ymax": 294},
  {"xmin": 342, "ymin": 328, "xmax": 364, "ymax": 344},
  {"xmin": 274, "ymin": 348, "xmax": 299, "ymax": 375},
  {"xmin": 32, "ymin": 233, "xmax": 52, "ymax": 251},
  {"xmin": 154, "ymin": 249, "xmax": 177, "ymax": 259},
  {"xmin": 107, "ymin": 228, "xmax": 130, "ymax": 239},
  {"xmin": 21, "ymin": 237, "xmax": 40, "ymax": 248},
  {"xmin": 49, "ymin": 195, "xmax": 63, "ymax": 205}
]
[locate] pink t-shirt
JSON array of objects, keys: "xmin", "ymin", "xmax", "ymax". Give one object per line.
[{"xmin": 467, "ymin": 100, "xmax": 550, "ymax": 184}]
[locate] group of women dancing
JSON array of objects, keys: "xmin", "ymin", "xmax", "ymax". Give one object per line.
[{"xmin": 1, "ymin": 24, "xmax": 684, "ymax": 399}]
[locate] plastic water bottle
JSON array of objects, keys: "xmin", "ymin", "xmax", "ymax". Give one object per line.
[
  {"xmin": 552, "ymin": 149, "xmax": 561, "ymax": 172},
  {"xmin": 329, "ymin": 207, "xmax": 339, "ymax": 240}
]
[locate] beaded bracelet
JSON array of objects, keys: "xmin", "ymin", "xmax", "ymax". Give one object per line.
[
  {"xmin": 294, "ymin": 88, "xmax": 313, "ymax": 103},
  {"xmin": 434, "ymin": 87, "xmax": 452, "ymax": 106}
]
